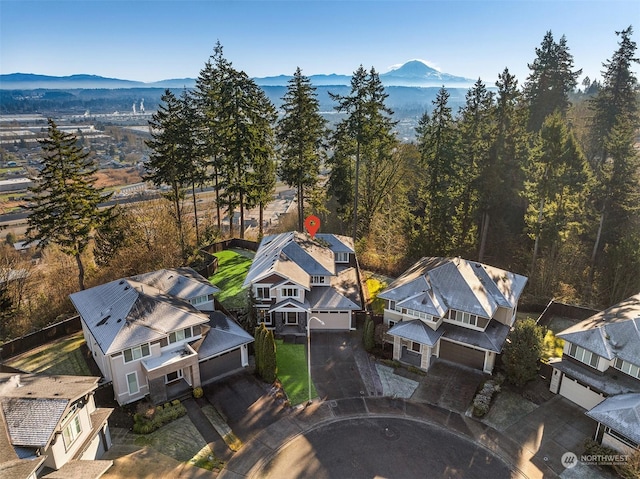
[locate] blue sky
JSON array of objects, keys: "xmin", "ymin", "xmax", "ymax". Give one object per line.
[{"xmin": 1, "ymin": 1, "xmax": 638, "ymax": 84}]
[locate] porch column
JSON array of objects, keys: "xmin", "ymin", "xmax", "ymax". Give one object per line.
[
  {"xmin": 483, "ymin": 351, "xmax": 495, "ymax": 374},
  {"xmin": 241, "ymin": 344, "xmax": 249, "ymax": 367},
  {"xmin": 420, "ymin": 346, "xmax": 431, "ymax": 370},
  {"xmin": 393, "ymin": 336, "xmax": 401, "ymax": 361}
]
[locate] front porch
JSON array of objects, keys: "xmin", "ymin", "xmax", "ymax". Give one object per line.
[{"xmin": 400, "ymin": 346, "xmax": 422, "ymax": 367}]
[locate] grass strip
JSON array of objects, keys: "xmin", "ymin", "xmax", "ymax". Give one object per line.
[{"xmin": 275, "ymin": 339, "xmax": 316, "ymax": 406}]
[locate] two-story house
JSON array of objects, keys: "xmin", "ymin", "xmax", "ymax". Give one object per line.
[
  {"xmin": 71, "ymin": 267, "xmax": 254, "ymax": 406},
  {"xmin": 0, "ymin": 373, "xmax": 113, "ymax": 478},
  {"xmin": 243, "ymin": 232, "xmax": 362, "ymax": 333},
  {"xmin": 378, "ymin": 257, "xmax": 527, "ymax": 374},
  {"xmin": 549, "ymin": 293, "xmax": 640, "ymax": 453}
]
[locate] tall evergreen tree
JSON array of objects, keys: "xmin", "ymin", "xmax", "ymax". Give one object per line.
[
  {"xmin": 454, "ymin": 78, "xmax": 495, "ymax": 255},
  {"xmin": 411, "ymin": 88, "xmax": 459, "ymax": 256},
  {"xmin": 194, "ymin": 42, "xmax": 231, "ymax": 233},
  {"xmin": 479, "ymin": 68, "xmax": 528, "ymax": 263},
  {"xmin": 145, "ymin": 89, "xmax": 191, "ymax": 257},
  {"xmin": 586, "ymin": 27, "xmax": 640, "ymax": 302},
  {"xmin": 525, "ymin": 112, "xmax": 590, "ymax": 286},
  {"xmin": 277, "ymin": 67, "xmax": 327, "ymax": 232},
  {"xmin": 328, "ymin": 66, "xmax": 399, "ymax": 241},
  {"xmin": 26, "ymin": 119, "xmax": 112, "ymax": 290},
  {"xmin": 523, "ymin": 31, "xmax": 581, "ymax": 132}
]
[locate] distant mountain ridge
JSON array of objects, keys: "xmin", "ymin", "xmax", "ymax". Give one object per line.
[{"xmin": 0, "ymin": 60, "xmax": 474, "ymax": 90}]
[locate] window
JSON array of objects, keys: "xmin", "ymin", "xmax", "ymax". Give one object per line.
[
  {"xmin": 256, "ymin": 287, "xmax": 270, "ymax": 299},
  {"xmin": 335, "ymin": 252, "xmax": 349, "ymax": 263},
  {"xmin": 568, "ymin": 343, "xmax": 599, "ymax": 368},
  {"xmin": 190, "ymin": 295, "xmax": 210, "ymax": 306},
  {"xmin": 169, "ymin": 327, "xmax": 193, "ymax": 344},
  {"xmin": 411, "ymin": 342, "xmax": 421, "ymax": 352},
  {"xmin": 614, "ymin": 358, "xmax": 640, "ymax": 379},
  {"xmin": 388, "ymin": 320, "xmax": 396, "ymax": 329},
  {"xmin": 285, "ymin": 312, "xmax": 299, "ymax": 325},
  {"xmin": 282, "ymin": 288, "xmax": 298, "ymax": 298},
  {"xmin": 258, "ymin": 309, "xmax": 272, "ymax": 325},
  {"xmin": 605, "ymin": 426, "xmax": 639, "ymax": 449},
  {"xmin": 311, "ymin": 276, "xmax": 326, "ymax": 285},
  {"xmin": 447, "ymin": 310, "xmax": 483, "ymax": 327},
  {"xmin": 127, "ymin": 372, "xmax": 139, "ymax": 394},
  {"xmin": 123, "ymin": 343, "xmax": 151, "ymax": 363},
  {"xmin": 165, "ymin": 369, "xmax": 183, "ymax": 383},
  {"xmin": 62, "ymin": 415, "xmax": 82, "ymax": 450},
  {"xmin": 388, "ymin": 300, "xmax": 396, "ymax": 311}
]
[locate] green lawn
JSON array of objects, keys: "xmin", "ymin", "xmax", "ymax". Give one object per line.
[
  {"xmin": 4, "ymin": 331, "xmax": 93, "ymax": 375},
  {"xmin": 208, "ymin": 250, "xmax": 254, "ymax": 310},
  {"xmin": 276, "ymin": 339, "xmax": 316, "ymax": 406}
]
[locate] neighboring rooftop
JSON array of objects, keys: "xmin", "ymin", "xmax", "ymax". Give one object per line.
[
  {"xmin": 379, "ymin": 257, "xmax": 528, "ymax": 319},
  {"xmin": 558, "ymin": 293, "xmax": 640, "ymax": 363},
  {"xmin": 586, "ymin": 393, "xmax": 640, "ymax": 445}
]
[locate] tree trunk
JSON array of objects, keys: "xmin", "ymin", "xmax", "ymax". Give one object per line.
[
  {"xmin": 192, "ymin": 182, "xmax": 200, "ymax": 246},
  {"xmin": 239, "ymin": 190, "xmax": 244, "ymax": 239},
  {"xmin": 214, "ymin": 164, "xmax": 222, "ymax": 232},
  {"xmin": 259, "ymin": 201, "xmax": 264, "ymax": 240},
  {"xmin": 297, "ymin": 183, "xmax": 304, "ymax": 232},
  {"xmin": 530, "ymin": 197, "xmax": 545, "ymax": 274},
  {"xmin": 75, "ymin": 252, "xmax": 85, "ymax": 291},
  {"xmin": 586, "ymin": 208, "xmax": 605, "ymax": 301},
  {"xmin": 478, "ymin": 211, "xmax": 490, "ymax": 262},
  {"xmin": 353, "ymin": 141, "xmax": 360, "ymax": 243}
]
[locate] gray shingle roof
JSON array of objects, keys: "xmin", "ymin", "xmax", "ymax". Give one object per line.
[
  {"xmin": 191, "ymin": 312, "xmax": 253, "ymax": 360},
  {"xmin": 315, "ymin": 234, "xmax": 355, "ymax": 253},
  {"xmin": 2, "ymin": 398, "xmax": 66, "ymax": 447},
  {"xmin": 131, "ymin": 267, "xmax": 220, "ymax": 300},
  {"xmin": 586, "ymin": 393, "xmax": 640, "ymax": 444},
  {"xmin": 550, "ymin": 358, "xmax": 640, "ymax": 396},
  {"xmin": 558, "ymin": 293, "xmax": 640, "ymax": 363},
  {"xmin": 387, "ymin": 320, "xmax": 445, "ymax": 346},
  {"xmin": 440, "ymin": 320, "xmax": 510, "ymax": 353},
  {"xmin": 378, "ymin": 257, "xmax": 527, "ymax": 320},
  {"xmin": 0, "ymin": 374, "xmax": 101, "ymax": 451},
  {"xmin": 71, "ymin": 275, "xmax": 211, "ymax": 355},
  {"xmin": 243, "ymin": 232, "xmax": 352, "ymax": 288}
]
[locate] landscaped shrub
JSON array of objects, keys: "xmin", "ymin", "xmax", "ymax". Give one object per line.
[
  {"xmin": 502, "ymin": 319, "xmax": 545, "ymax": 387},
  {"xmin": 193, "ymin": 387, "xmax": 203, "ymax": 399},
  {"xmin": 363, "ymin": 317, "xmax": 375, "ymax": 352},
  {"xmin": 133, "ymin": 400, "xmax": 187, "ymax": 434},
  {"xmin": 472, "ymin": 377, "xmax": 502, "ymax": 417},
  {"xmin": 381, "ymin": 359, "xmax": 401, "ymax": 369},
  {"xmin": 407, "ymin": 365, "xmax": 426, "ymax": 375},
  {"xmin": 262, "ymin": 328, "xmax": 277, "ymax": 383}
]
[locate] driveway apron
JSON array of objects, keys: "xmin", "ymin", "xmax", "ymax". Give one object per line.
[{"xmin": 310, "ymin": 332, "xmax": 368, "ymax": 400}]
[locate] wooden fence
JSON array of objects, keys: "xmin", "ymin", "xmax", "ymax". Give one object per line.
[{"xmin": 0, "ymin": 315, "xmax": 82, "ymax": 360}]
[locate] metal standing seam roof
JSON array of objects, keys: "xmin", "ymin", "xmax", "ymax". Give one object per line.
[
  {"xmin": 70, "ymin": 277, "xmax": 211, "ymax": 355},
  {"xmin": 586, "ymin": 393, "xmax": 640, "ymax": 445},
  {"xmin": 558, "ymin": 294, "xmax": 640, "ymax": 364}
]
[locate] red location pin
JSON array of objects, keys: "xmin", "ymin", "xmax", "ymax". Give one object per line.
[{"xmin": 304, "ymin": 215, "xmax": 321, "ymax": 239}]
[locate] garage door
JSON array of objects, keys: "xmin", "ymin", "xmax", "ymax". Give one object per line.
[
  {"xmin": 199, "ymin": 349, "xmax": 241, "ymax": 383},
  {"xmin": 559, "ymin": 375, "xmax": 605, "ymax": 410},
  {"xmin": 439, "ymin": 340, "xmax": 485, "ymax": 370}
]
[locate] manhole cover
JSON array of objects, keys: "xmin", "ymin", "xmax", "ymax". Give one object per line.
[{"xmin": 381, "ymin": 425, "xmax": 400, "ymax": 441}]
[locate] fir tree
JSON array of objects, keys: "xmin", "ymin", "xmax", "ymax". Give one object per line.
[
  {"xmin": 277, "ymin": 67, "xmax": 328, "ymax": 232},
  {"xmin": 502, "ymin": 319, "xmax": 545, "ymax": 387},
  {"xmin": 524, "ymin": 31, "xmax": 581, "ymax": 132},
  {"xmin": 145, "ymin": 89, "xmax": 191, "ymax": 257},
  {"xmin": 26, "ymin": 119, "xmax": 112, "ymax": 290},
  {"xmin": 329, "ymin": 66, "xmax": 399, "ymax": 241}
]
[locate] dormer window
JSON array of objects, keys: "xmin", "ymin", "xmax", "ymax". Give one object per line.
[
  {"xmin": 311, "ymin": 276, "xmax": 326, "ymax": 285},
  {"xmin": 335, "ymin": 252, "xmax": 349, "ymax": 263}
]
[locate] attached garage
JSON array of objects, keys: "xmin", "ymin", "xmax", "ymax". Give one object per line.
[
  {"xmin": 438, "ymin": 339, "xmax": 486, "ymax": 370},
  {"xmin": 199, "ymin": 349, "xmax": 242, "ymax": 383},
  {"xmin": 310, "ymin": 311, "xmax": 352, "ymax": 330},
  {"xmin": 558, "ymin": 374, "xmax": 605, "ymax": 410}
]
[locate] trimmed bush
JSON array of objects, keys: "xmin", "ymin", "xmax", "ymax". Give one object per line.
[
  {"xmin": 363, "ymin": 317, "xmax": 375, "ymax": 352},
  {"xmin": 133, "ymin": 400, "xmax": 187, "ymax": 434},
  {"xmin": 472, "ymin": 378, "xmax": 502, "ymax": 417},
  {"xmin": 193, "ymin": 387, "xmax": 203, "ymax": 399}
]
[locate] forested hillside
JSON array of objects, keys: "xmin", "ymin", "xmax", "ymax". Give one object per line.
[{"xmin": 1, "ymin": 28, "xmax": 638, "ymax": 342}]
